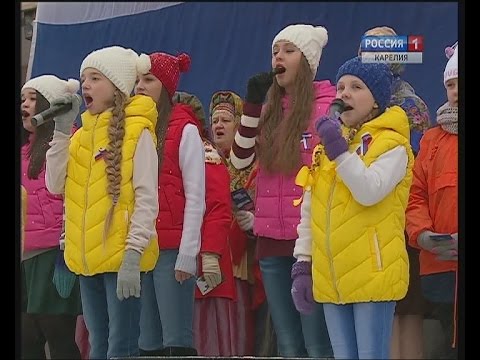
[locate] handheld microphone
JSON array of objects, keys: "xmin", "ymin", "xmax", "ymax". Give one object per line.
[
  {"xmin": 328, "ymin": 99, "xmax": 346, "ymax": 119},
  {"xmin": 31, "ymin": 94, "xmax": 82, "ymax": 127},
  {"xmin": 271, "ymin": 67, "xmax": 286, "ymax": 76}
]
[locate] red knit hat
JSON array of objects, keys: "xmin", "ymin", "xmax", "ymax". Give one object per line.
[{"xmin": 148, "ymin": 52, "xmax": 191, "ymax": 98}]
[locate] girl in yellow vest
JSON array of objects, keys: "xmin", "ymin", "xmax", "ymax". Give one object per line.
[
  {"xmin": 292, "ymin": 56, "xmax": 414, "ymax": 359},
  {"xmin": 45, "ymin": 46, "xmax": 160, "ymax": 359}
]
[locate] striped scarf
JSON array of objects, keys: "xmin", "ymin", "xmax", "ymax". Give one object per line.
[{"xmin": 436, "ymin": 102, "xmax": 458, "ymax": 134}]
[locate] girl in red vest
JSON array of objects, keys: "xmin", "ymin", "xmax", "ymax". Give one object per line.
[
  {"xmin": 135, "ymin": 52, "xmax": 205, "ymax": 356},
  {"xmin": 173, "ymin": 91, "xmax": 239, "ymax": 356}
]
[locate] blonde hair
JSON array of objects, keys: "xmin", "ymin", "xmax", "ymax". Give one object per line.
[
  {"xmin": 103, "ymin": 89, "xmax": 127, "ymax": 240},
  {"xmin": 257, "ymin": 56, "xmax": 314, "ymax": 174}
]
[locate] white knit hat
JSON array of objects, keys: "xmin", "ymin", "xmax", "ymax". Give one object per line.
[
  {"xmin": 272, "ymin": 24, "xmax": 328, "ymax": 77},
  {"xmin": 80, "ymin": 46, "xmax": 151, "ymax": 97},
  {"xmin": 22, "ymin": 75, "xmax": 80, "ymax": 103},
  {"xmin": 444, "ymin": 43, "xmax": 458, "ymax": 85}
]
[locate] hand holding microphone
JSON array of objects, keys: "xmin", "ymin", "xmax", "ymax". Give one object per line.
[
  {"xmin": 316, "ymin": 99, "xmax": 348, "ymax": 161},
  {"xmin": 245, "ymin": 67, "xmax": 285, "ymax": 105},
  {"xmin": 33, "ymin": 93, "xmax": 82, "ymax": 135}
]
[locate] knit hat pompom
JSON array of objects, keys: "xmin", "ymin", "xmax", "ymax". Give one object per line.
[
  {"xmin": 148, "ymin": 51, "xmax": 192, "ymax": 98},
  {"xmin": 137, "ymin": 53, "xmax": 152, "ymax": 75},
  {"xmin": 314, "ymin": 26, "xmax": 329, "ymax": 48},
  {"xmin": 178, "ymin": 53, "xmax": 191, "ymax": 73},
  {"xmin": 445, "ymin": 41, "xmax": 457, "ymax": 59},
  {"xmin": 336, "ymin": 56, "xmax": 393, "ymax": 112},
  {"xmin": 66, "ymin": 79, "xmax": 80, "ymax": 94}
]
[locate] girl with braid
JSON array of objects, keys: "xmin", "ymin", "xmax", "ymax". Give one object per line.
[{"xmin": 45, "ymin": 46, "xmax": 160, "ymax": 359}]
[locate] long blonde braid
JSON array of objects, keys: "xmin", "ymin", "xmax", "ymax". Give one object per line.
[{"xmin": 103, "ymin": 90, "xmax": 127, "ymax": 241}]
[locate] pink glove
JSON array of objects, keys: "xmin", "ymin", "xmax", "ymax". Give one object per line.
[{"xmin": 291, "ymin": 261, "xmax": 315, "ymax": 315}]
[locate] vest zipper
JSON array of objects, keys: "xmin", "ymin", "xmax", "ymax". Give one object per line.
[
  {"xmin": 373, "ymin": 232, "xmax": 383, "ymax": 271},
  {"xmin": 279, "ymin": 176, "xmax": 284, "ymax": 239},
  {"xmin": 81, "ymin": 116, "xmax": 99, "ymax": 274},
  {"xmin": 325, "ymin": 179, "xmax": 342, "ymax": 303}
]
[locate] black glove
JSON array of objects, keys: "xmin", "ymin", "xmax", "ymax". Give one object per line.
[{"xmin": 245, "ymin": 71, "xmax": 275, "ymax": 105}]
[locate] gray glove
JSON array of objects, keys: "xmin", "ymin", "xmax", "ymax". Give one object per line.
[
  {"xmin": 418, "ymin": 230, "xmax": 458, "ymax": 261},
  {"xmin": 201, "ymin": 253, "xmax": 222, "ymax": 289},
  {"xmin": 116, "ymin": 249, "xmax": 141, "ymax": 301},
  {"xmin": 52, "ymin": 93, "xmax": 81, "ymax": 135},
  {"xmin": 436, "ymin": 232, "xmax": 458, "ymax": 261},
  {"xmin": 236, "ymin": 210, "xmax": 254, "ymax": 231}
]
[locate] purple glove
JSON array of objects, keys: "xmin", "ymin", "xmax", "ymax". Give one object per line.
[
  {"xmin": 291, "ymin": 261, "xmax": 315, "ymax": 315},
  {"xmin": 316, "ymin": 116, "xmax": 348, "ymax": 161}
]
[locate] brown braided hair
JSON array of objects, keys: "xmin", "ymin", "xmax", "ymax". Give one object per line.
[
  {"xmin": 257, "ymin": 56, "xmax": 314, "ymax": 174},
  {"xmin": 154, "ymin": 89, "xmax": 173, "ymax": 169},
  {"xmin": 103, "ymin": 89, "xmax": 127, "ymax": 240}
]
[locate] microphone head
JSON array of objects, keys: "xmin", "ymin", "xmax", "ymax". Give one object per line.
[
  {"xmin": 31, "ymin": 114, "xmax": 42, "ymax": 127},
  {"xmin": 272, "ymin": 67, "xmax": 286, "ymax": 75},
  {"xmin": 331, "ymin": 98, "xmax": 345, "ymax": 110},
  {"xmin": 73, "ymin": 93, "xmax": 83, "ymax": 103},
  {"xmin": 328, "ymin": 98, "xmax": 346, "ymax": 119}
]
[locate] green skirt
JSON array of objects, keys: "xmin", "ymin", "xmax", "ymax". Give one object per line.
[{"xmin": 22, "ymin": 248, "xmax": 82, "ymax": 315}]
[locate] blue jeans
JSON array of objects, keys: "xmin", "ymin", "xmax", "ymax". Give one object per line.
[
  {"xmin": 323, "ymin": 301, "xmax": 396, "ymax": 359},
  {"xmin": 259, "ymin": 256, "xmax": 332, "ymax": 358},
  {"xmin": 79, "ymin": 273, "xmax": 142, "ymax": 359},
  {"xmin": 139, "ymin": 250, "xmax": 196, "ymax": 350}
]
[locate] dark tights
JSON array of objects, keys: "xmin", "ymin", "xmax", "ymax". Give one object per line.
[{"xmin": 21, "ymin": 312, "xmax": 81, "ymax": 359}]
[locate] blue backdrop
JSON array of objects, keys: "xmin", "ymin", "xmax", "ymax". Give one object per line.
[{"xmin": 30, "ymin": 2, "xmax": 458, "ymax": 122}]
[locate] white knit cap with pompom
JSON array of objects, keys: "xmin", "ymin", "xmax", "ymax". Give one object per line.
[
  {"xmin": 80, "ymin": 45, "xmax": 141, "ymax": 97},
  {"xmin": 137, "ymin": 53, "xmax": 152, "ymax": 75},
  {"xmin": 272, "ymin": 24, "xmax": 328, "ymax": 77},
  {"xmin": 22, "ymin": 75, "xmax": 80, "ymax": 103},
  {"xmin": 444, "ymin": 43, "xmax": 458, "ymax": 85}
]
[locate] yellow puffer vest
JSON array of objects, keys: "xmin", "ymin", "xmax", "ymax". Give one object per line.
[
  {"xmin": 298, "ymin": 106, "xmax": 414, "ymax": 304},
  {"xmin": 64, "ymin": 95, "xmax": 159, "ymax": 275}
]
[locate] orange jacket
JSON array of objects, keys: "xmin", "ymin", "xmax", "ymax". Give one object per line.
[{"xmin": 406, "ymin": 126, "xmax": 458, "ymax": 275}]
